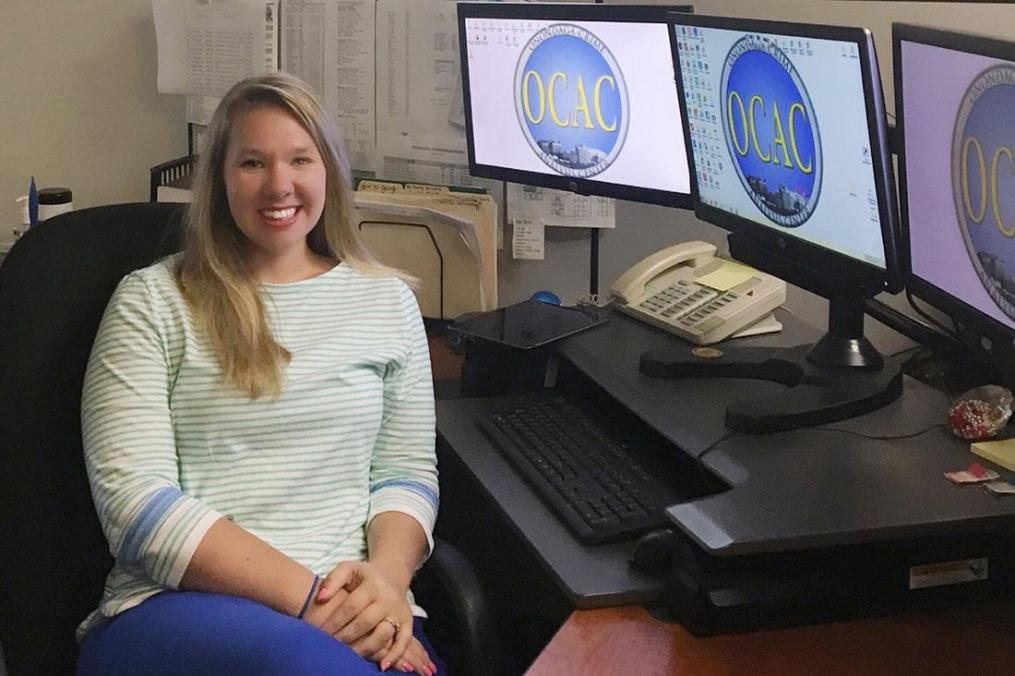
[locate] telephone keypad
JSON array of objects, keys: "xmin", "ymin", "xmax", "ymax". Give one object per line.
[{"xmin": 639, "ymin": 281, "xmax": 719, "ymax": 329}]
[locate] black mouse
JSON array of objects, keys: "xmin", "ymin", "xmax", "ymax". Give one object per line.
[{"xmin": 629, "ymin": 528, "xmax": 676, "ymax": 575}]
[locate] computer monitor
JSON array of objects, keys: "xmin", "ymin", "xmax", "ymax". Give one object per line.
[
  {"xmin": 894, "ymin": 24, "xmax": 1015, "ymax": 385},
  {"xmin": 669, "ymin": 14, "xmax": 901, "ymax": 370},
  {"xmin": 648, "ymin": 14, "xmax": 904, "ymax": 432},
  {"xmin": 457, "ymin": 3, "xmax": 694, "ymax": 209}
]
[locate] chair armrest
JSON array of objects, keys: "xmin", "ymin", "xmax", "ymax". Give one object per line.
[{"xmin": 415, "ymin": 538, "xmax": 503, "ymax": 676}]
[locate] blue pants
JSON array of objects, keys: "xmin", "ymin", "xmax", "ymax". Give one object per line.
[{"xmin": 77, "ymin": 591, "xmax": 447, "ymax": 676}]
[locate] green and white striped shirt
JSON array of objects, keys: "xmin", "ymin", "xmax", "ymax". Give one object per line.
[{"xmin": 78, "ymin": 257, "xmax": 438, "ymax": 638}]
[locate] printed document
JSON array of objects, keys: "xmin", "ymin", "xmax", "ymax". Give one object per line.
[
  {"xmin": 153, "ymin": 0, "xmax": 278, "ymax": 96},
  {"xmin": 375, "ymin": 0, "xmax": 473, "ymax": 185},
  {"xmin": 281, "ymin": 0, "xmax": 378, "ymax": 173},
  {"xmin": 512, "ymin": 218, "xmax": 545, "ymax": 260},
  {"xmin": 507, "ymin": 184, "xmax": 616, "ymax": 230}
]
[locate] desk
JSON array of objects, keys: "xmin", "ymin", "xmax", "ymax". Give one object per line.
[
  {"xmin": 432, "ymin": 311, "xmax": 1015, "ymax": 671},
  {"xmin": 528, "ymin": 604, "xmax": 1015, "ymax": 675}
]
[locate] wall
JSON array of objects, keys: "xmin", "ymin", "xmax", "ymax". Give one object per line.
[
  {"xmin": 0, "ymin": 1, "xmax": 186, "ymax": 236},
  {"xmin": 495, "ymin": 0, "xmax": 1015, "ymax": 355},
  {"xmin": 3, "ymin": 1, "xmax": 1014, "ymax": 354}
]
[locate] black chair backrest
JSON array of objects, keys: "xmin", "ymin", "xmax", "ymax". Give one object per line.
[{"xmin": 0, "ymin": 203, "xmax": 186, "ymax": 675}]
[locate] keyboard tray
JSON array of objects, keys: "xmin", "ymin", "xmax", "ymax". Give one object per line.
[{"xmin": 479, "ymin": 392, "xmax": 725, "ymax": 544}]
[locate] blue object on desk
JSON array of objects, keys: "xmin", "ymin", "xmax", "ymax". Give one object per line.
[
  {"xmin": 28, "ymin": 176, "xmax": 39, "ymax": 226},
  {"xmin": 530, "ymin": 290, "xmax": 561, "ymax": 305}
]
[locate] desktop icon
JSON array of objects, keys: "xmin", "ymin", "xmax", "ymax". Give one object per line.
[
  {"xmin": 514, "ymin": 23, "xmax": 629, "ymax": 178},
  {"xmin": 720, "ymin": 36, "xmax": 822, "ymax": 227},
  {"xmin": 951, "ymin": 63, "xmax": 1015, "ymax": 321}
]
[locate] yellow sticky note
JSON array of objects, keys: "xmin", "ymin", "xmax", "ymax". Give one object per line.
[
  {"xmin": 971, "ymin": 438, "xmax": 1015, "ymax": 472},
  {"xmin": 696, "ymin": 260, "xmax": 756, "ymax": 291}
]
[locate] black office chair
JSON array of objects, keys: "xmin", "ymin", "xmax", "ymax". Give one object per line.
[{"xmin": 0, "ymin": 203, "xmax": 499, "ymax": 675}]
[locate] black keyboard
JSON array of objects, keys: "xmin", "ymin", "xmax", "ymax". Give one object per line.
[{"xmin": 479, "ymin": 396, "xmax": 674, "ymax": 544}]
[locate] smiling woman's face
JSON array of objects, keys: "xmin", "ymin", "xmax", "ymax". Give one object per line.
[{"xmin": 222, "ymin": 104, "xmax": 327, "ymax": 274}]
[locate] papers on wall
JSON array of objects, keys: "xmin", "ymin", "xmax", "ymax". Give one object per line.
[
  {"xmin": 158, "ymin": 0, "xmax": 479, "ymax": 187},
  {"xmin": 512, "ymin": 218, "xmax": 545, "ymax": 261},
  {"xmin": 506, "ymin": 184, "xmax": 616, "ymax": 230},
  {"xmin": 505, "ymin": 184, "xmax": 614, "ymax": 259},
  {"xmin": 153, "ymin": 0, "xmax": 278, "ymax": 96},
  {"xmin": 186, "ymin": 94, "xmax": 221, "ymax": 127},
  {"xmin": 282, "ymin": 0, "xmax": 378, "ymax": 174},
  {"xmin": 374, "ymin": 0, "xmax": 474, "ymax": 186}
]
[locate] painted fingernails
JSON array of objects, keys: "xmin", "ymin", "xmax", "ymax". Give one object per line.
[
  {"xmin": 380, "ymin": 660, "xmax": 390, "ymax": 672},
  {"xmin": 399, "ymin": 661, "xmax": 412, "ymax": 673}
]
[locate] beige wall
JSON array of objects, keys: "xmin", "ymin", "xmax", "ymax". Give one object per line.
[{"xmin": 0, "ymin": 1, "xmax": 186, "ymax": 237}]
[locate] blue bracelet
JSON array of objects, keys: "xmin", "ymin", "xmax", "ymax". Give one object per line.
[{"xmin": 296, "ymin": 575, "xmax": 320, "ymax": 619}]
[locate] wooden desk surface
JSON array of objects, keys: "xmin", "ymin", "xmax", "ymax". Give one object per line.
[{"xmin": 527, "ymin": 604, "xmax": 1015, "ymax": 676}]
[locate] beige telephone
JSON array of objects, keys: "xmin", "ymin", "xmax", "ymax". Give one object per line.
[{"xmin": 610, "ymin": 241, "xmax": 787, "ymax": 345}]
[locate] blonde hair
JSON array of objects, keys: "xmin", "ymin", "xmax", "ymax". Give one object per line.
[{"xmin": 176, "ymin": 73, "xmax": 395, "ymax": 399}]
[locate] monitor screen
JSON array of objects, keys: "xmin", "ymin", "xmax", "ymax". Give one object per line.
[
  {"xmin": 458, "ymin": 3, "xmax": 693, "ymax": 208},
  {"xmin": 895, "ymin": 24, "xmax": 1015, "ymax": 339},
  {"xmin": 670, "ymin": 15, "xmax": 900, "ymax": 296}
]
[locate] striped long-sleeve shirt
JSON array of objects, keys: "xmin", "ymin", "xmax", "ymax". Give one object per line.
[{"xmin": 78, "ymin": 257, "xmax": 438, "ymax": 638}]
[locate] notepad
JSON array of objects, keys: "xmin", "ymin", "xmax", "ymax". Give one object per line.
[
  {"xmin": 970, "ymin": 438, "xmax": 1015, "ymax": 472},
  {"xmin": 695, "ymin": 260, "xmax": 756, "ymax": 292}
]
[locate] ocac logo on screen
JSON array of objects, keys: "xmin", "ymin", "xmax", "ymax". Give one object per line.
[
  {"xmin": 514, "ymin": 24, "xmax": 629, "ymax": 178},
  {"xmin": 721, "ymin": 37, "xmax": 821, "ymax": 227},
  {"xmin": 952, "ymin": 64, "xmax": 1015, "ymax": 321}
]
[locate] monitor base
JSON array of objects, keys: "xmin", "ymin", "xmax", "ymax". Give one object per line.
[
  {"xmin": 807, "ymin": 334, "xmax": 884, "ymax": 371},
  {"xmin": 639, "ymin": 344, "xmax": 903, "ymax": 433}
]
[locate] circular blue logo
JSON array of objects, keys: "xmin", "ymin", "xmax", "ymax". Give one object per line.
[
  {"xmin": 952, "ymin": 65, "xmax": 1015, "ymax": 321},
  {"xmin": 514, "ymin": 24, "xmax": 628, "ymax": 178},
  {"xmin": 721, "ymin": 37, "xmax": 821, "ymax": 227}
]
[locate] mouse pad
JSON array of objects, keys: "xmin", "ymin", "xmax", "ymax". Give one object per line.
[{"xmin": 452, "ymin": 300, "xmax": 607, "ymax": 350}]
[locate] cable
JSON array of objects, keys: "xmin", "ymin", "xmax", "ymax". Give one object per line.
[
  {"xmin": 576, "ymin": 293, "xmax": 611, "ymax": 309},
  {"xmin": 695, "ymin": 420, "xmax": 949, "ymax": 474},
  {"xmin": 904, "ymin": 291, "xmax": 1000, "ymax": 370},
  {"xmin": 802, "ymin": 422, "xmax": 949, "ymax": 442},
  {"xmin": 905, "ymin": 288, "xmax": 959, "ymax": 340},
  {"xmin": 888, "ymin": 344, "xmax": 925, "ymax": 360}
]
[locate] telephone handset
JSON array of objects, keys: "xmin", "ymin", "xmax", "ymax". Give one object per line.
[{"xmin": 610, "ymin": 241, "xmax": 787, "ymax": 345}]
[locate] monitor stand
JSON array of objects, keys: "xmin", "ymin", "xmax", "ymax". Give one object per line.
[{"xmin": 639, "ymin": 298, "xmax": 903, "ymax": 433}]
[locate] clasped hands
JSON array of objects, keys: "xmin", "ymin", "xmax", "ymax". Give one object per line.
[{"xmin": 302, "ymin": 560, "xmax": 436, "ymax": 675}]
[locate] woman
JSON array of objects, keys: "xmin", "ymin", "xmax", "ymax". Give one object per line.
[{"xmin": 76, "ymin": 73, "xmax": 442, "ymax": 676}]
